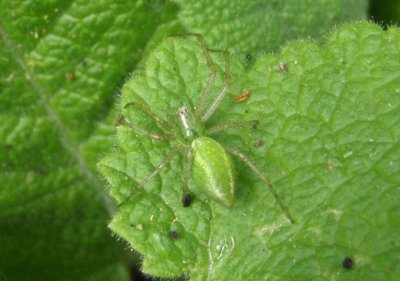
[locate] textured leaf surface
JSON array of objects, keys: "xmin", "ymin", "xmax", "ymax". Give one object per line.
[
  {"xmin": 0, "ymin": 1, "xmax": 178, "ymax": 280},
  {"xmin": 100, "ymin": 22, "xmax": 400, "ymax": 280},
  {"xmin": 175, "ymin": 0, "xmax": 368, "ymax": 56}
]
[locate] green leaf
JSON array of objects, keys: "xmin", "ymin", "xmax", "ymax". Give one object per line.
[
  {"xmin": 138, "ymin": 0, "xmax": 368, "ymax": 75},
  {"xmin": 100, "ymin": 22, "xmax": 400, "ymax": 280},
  {"xmin": 175, "ymin": 0, "xmax": 368, "ymax": 55},
  {"xmin": 0, "ymin": 1, "xmax": 178, "ymax": 280}
]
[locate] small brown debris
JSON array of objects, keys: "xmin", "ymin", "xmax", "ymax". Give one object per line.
[
  {"xmin": 278, "ymin": 62, "xmax": 287, "ymax": 74},
  {"xmin": 254, "ymin": 139, "xmax": 263, "ymax": 148},
  {"xmin": 66, "ymin": 72, "xmax": 74, "ymax": 81},
  {"xmin": 234, "ymin": 88, "xmax": 250, "ymax": 103}
]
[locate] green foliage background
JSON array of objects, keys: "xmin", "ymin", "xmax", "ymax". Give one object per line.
[{"xmin": 0, "ymin": 1, "xmax": 399, "ymax": 281}]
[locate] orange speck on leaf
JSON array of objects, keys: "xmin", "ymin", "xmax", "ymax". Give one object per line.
[{"xmin": 234, "ymin": 88, "xmax": 250, "ymax": 103}]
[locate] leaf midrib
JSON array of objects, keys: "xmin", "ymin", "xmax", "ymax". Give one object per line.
[{"xmin": 0, "ymin": 23, "xmax": 115, "ymax": 215}]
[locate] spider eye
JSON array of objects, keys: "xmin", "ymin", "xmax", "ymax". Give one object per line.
[{"xmin": 176, "ymin": 106, "xmax": 189, "ymax": 116}]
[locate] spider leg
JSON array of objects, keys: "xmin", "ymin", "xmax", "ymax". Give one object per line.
[
  {"xmin": 174, "ymin": 33, "xmax": 232, "ymax": 122},
  {"xmin": 181, "ymin": 146, "xmax": 194, "ymax": 206},
  {"xmin": 124, "ymin": 102, "xmax": 174, "ymax": 132},
  {"xmin": 119, "ymin": 144, "xmax": 181, "ymax": 206},
  {"xmin": 206, "ymin": 120, "xmax": 259, "ymax": 135},
  {"xmin": 119, "ymin": 102, "xmax": 176, "ymax": 141},
  {"xmin": 117, "ymin": 116, "xmax": 174, "ymax": 141},
  {"xmin": 175, "ymin": 33, "xmax": 218, "ymax": 118},
  {"xmin": 224, "ymin": 145, "xmax": 295, "ymax": 224},
  {"xmin": 201, "ymin": 47, "xmax": 231, "ymax": 122}
]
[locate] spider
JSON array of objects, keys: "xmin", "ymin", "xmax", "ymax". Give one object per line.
[{"xmin": 118, "ymin": 34, "xmax": 294, "ymax": 223}]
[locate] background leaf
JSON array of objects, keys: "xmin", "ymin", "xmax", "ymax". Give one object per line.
[
  {"xmin": 101, "ymin": 22, "xmax": 400, "ymax": 280},
  {"xmin": 369, "ymin": 0, "xmax": 400, "ymax": 27},
  {"xmin": 0, "ymin": 0, "xmax": 178, "ymax": 280},
  {"xmin": 175, "ymin": 0, "xmax": 368, "ymax": 55}
]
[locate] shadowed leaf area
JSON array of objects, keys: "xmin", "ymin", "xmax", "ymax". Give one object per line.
[{"xmin": 369, "ymin": 0, "xmax": 400, "ymax": 28}]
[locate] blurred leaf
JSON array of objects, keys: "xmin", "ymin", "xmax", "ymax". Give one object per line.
[
  {"xmin": 0, "ymin": 0, "xmax": 179, "ymax": 280},
  {"xmin": 175, "ymin": 0, "xmax": 368, "ymax": 56},
  {"xmin": 369, "ymin": 0, "xmax": 400, "ymax": 27}
]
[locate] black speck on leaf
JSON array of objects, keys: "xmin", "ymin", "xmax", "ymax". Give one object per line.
[{"xmin": 342, "ymin": 256, "xmax": 353, "ymax": 269}]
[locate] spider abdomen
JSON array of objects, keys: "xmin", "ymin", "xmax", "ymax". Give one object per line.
[{"xmin": 191, "ymin": 136, "xmax": 235, "ymax": 207}]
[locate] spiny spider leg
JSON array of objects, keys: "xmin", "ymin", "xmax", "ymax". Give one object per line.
[
  {"xmin": 181, "ymin": 147, "xmax": 194, "ymax": 201},
  {"xmin": 117, "ymin": 117, "xmax": 174, "ymax": 141},
  {"xmin": 225, "ymin": 146, "xmax": 295, "ymax": 224},
  {"xmin": 120, "ymin": 102, "xmax": 176, "ymax": 141},
  {"xmin": 206, "ymin": 120, "xmax": 259, "ymax": 135},
  {"xmin": 119, "ymin": 144, "xmax": 181, "ymax": 207},
  {"xmin": 124, "ymin": 102, "xmax": 174, "ymax": 132},
  {"xmin": 177, "ymin": 33, "xmax": 217, "ymax": 118},
  {"xmin": 201, "ymin": 48, "xmax": 232, "ymax": 122}
]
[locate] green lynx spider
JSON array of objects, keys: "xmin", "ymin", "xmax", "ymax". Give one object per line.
[{"xmin": 119, "ymin": 34, "xmax": 294, "ymax": 223}]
